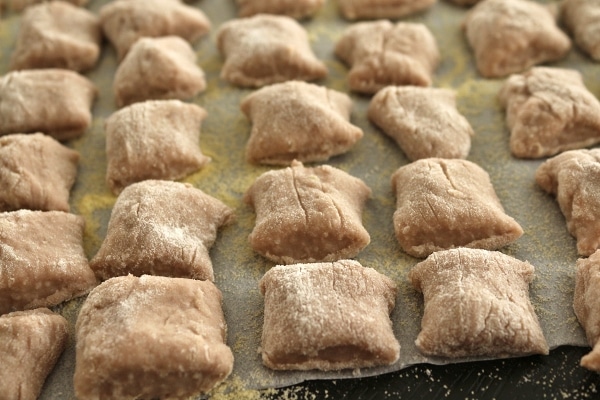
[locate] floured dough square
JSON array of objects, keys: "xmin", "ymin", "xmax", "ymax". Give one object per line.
[
  {"xmin": 499, "ymin": 67, "xmax": 600, "ymax": 158},
  {"xmin": 113, "ymin": 36, "xmax": 206, "ymax": 108},
  {"xmin": 0, "ymin": 69, "xmax": 97, "ymax": 140},
  {"xmin": 368, "ymin": 86, "xmax": 473, "ymax": 161},
  {"xmin": 105, "ymin": 100, "xmax": 210, "ymax": 194},
  {"xmin": 74, "ymin": 274, "xmax": 234, "ymax": 399},
  {"xmin": 10, "ymin": 1, "xmax": 101, "ymax": 72},
  {"xmin": 241, "ymin": 81, "xmax": 363, "ymax": 165},
  {"xmin": 0, "ymin": 210, "xmax": 97, "ymax": 315},
  {"xmin": 335, "ymin": 21, "xmax": 439, "ymax": 94},
  {"xmin": 391, "ymin": 158, "xmax": 523, "ymax": 258},
  {"xmin": 237, "ymin": 0, "xmax": 325, "ymax": 18},
  {"xmin": 463, "ymin": 0, "xmax": 571, "ymax": 78},
  {"xmin": 244, "ymin": 160, "xmax": 371, "ymax": 264},
  {"xmin": 338, "ymin": 0, "xmax": 436, "ymax": 20},
  {"xmin": 535, "ymin": 149, "xmax": 600, "ymax": 257},
  {"xmin": 99, "ymin": 0, "xmax": 211, "ymax": 61},
  {"xmin": 0, "ymin": 133, "xmax": 79, "ymax": 212},
  {"xmin": 408, "ymin": 248, "xmax": 549, "ymax": 358},
  {"xmin": 574, "ymin": 250, "xmax": 600, "ymax": 371},
  {"xmin": 0, "ymin": 308, "xmax": 69, "ymax": 400},
  {"xmin": 561, "ymin": 0, "xmax": 600, "ymax": 61},
  {"xmin": 260, "ymin": 260, "xmax": 400, "ymax": 370},
  {"xmin": 90, "ymin": 180, "xmax": 234, "ymax": 281},
  {"xmin": 216, "ymin": 14, "xmax": 328, "ymax": 87}
]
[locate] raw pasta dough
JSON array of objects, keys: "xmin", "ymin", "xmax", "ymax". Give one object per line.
[
  {"xmin": 561, "ymin": 0, "xmax": 600, "ymax": 61},
  {"xmin": 236, "ymin": 0, "xmax": 325, "ymax": 18},
  {"xmin": 574, "ymin": 250, "xmax": 600, "ymax": 371},
  {"xmin": 338, "ymin": 0, "xmax": 436, "ymax": 20}
]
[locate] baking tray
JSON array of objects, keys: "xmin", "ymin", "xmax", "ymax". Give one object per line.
[{"xmin": 2, "ymin": 0, "xmax": 600, "ymax": 398}]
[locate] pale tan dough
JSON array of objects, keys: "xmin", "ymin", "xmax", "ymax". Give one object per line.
[
  {"xmin": 0, "ymin": 210, "xmax": 97, "ymax": 315},
  {"xmin": 499, "ymin": 67, "xmax": 600, "ymax": 159},
  {"xmin": 244, "ymin": 161, "xmax": 371, "ymax": 264},
  {"xmin": 216, "ymin": 14, "xmax": 328, "ymax": 88},
  {"xmin": 408, "ymin": 248, "xmax": 549, "ymax": 358},
  {"xmin": 368, "ymin": 86, "xmax": 473, "ymax": 161},
  {"xmin": 105, "ymin": 100, "xmax": 210, "ymax": 194},
  {"xmin": 3, "ymin": 0, "xmax": 87, "ymax": 12},
  {"xmin": 463, "ymin": 0, "xmax": 571, "ymax": 78},
  {"xmin": 338, "ymin": 0, "xmax": 436, "ymax": 20},
  {"xmin": 90, "ymin": 180, "xmax": 234, "ymax": 281},
  {"xmin": 237, "ymin": 0, "xmax": 325, "ymax": 18},
  {"xmin": 561, "ymin": 0, "xmax": 600, "ymax": 61},
  {"xmin": 113, "ymin": 36, "xmax": 206, "ymax": 108},
  {"xmin": 0, "ymin": 308, "xmax": 69, "ymax": 400},
  {"xmin": 241, "ymin": 81, "xmax": 363, "ymax": 165},
  {"xmin": 574, "ymin": 250, "xmax": 600, "ymax": 371},
  {"xmin": 99, "ymin": 0, "xmax": 211, "ymax": 61},
  {"xmin": 9, "ymin": 1, "xmax": 101, "ymax": 72},
  {"xmin": 74, "ymin": 274, "xmax": 233, "ymax": 399},
  {"xmin": 260, "ymin": 260, "xmax": 400, "ymax": 370},
  {"xmin": 0, "ymin": 69, "xmax": 97, "ymax": 140},
  {"xmin": 0, "ymin": 133, "xmax": 79, "ymax": 212},
  {"xmin": 391, "ymin": 158, "xmax": 523, "ymax": 258},
  {"xmin": 335, "ymin": 21, "xmax": 439, "ymax": 94},
  {"xmin": 535, "ymin": 149, "xmax": 600, "ymax": 257}
]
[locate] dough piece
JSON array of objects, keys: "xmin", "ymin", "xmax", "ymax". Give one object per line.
[
  {"xmin": 335, "ymin": 21, "xmax": 440, "ymax": 94},
  {"xmin": 105, "ymin": 100, "xmax": 210, "ymax": 194},
  {"xmin": 3, "ymin": 0, "xmax": 87, "ymax": 12},
  {"xmin": 0, "ymin": 133, "xmax": 79, "ymax": 212},
  {"xmin": 113, "ymin": 36, "xmax": 206, "ymax": 108},
  {"xmin": 368, "ymin": 86, "xmax": 473, "ymax": 161},
  {"xmin": 574, "ymin": 250, "xmax": 600, "ymax": 371},
  {"xmin": 90, "ymin": 180, "xmax": 234, "ymax": 281},
  {"xmin": 338, "ymin": 0, "xmax": 436, "ymax": 20},
  {"xmin": 9, "ymin": 1, "xmax": 101, "ymax": 72},
  {"xmin": 237, "ymin": 0, "xmax": 325, "ymax": 18},
  {"xmin": 244, "ymin": 160, "xmax": 371, "ymax": 264},
  {"xmin": 499, "ymin": 67, "xmax": 600, "ymax": 159},
  {"xmin": 74, "ymin": 275, "xmax": 233, "ymax": 399},
  {"xmin": 0, "ymin": 69, "xmax": 97, "ymax": 140},
  {"xmin": 463, "ymin": 0, "xmax": 571, "ymax": 78},
  {"xmin": 561, "ymin": 0, "xmax": 600, "ymax": 61},
  {"xmin": 391, "ymin": 158, "xmax": 523, "ymax": 258},
  {"xmin": 260, "ymin": 260, "xmax": 400, "ymax": 370},
  {"xmin": 0, "ymin": 308, "xmax": 69, "ymax": 400},
  {"xmin": 99, "ymin": 0, "xmax": 211, "ymax": 61},
  {"xmin": 241, "ymin": 81, "xmax": 363, "ymax": 165},
  {"xmin": 535, "ymin": 149, "xmax": 600, "ymax": 257},
  {"xmin": 0, "ymin": 210, "xmax": 97, "ymax": 315},
  {"xmin": 408, "ymin": 248, "xmax": 549, "ymax": 358},
  {"xmin": 216, "ymin": 14, "xmax": 328, "ymax": 88}
]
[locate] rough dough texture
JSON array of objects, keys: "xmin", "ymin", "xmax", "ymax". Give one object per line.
[
  {"xmin": 463, "ymin": 0, "xmax": 571, "ymax": 78},
  {"xmin": 0, "ymin": 210, "xmax": 97, "ymax": 315},
  {"xmin": 74, "ymin": 274, "xmax": 234, "ymax": 399},
  {"xmin": 3, "ymin": 0, "xmax": 87, "ymax": 12},
  {"xmin": 499, "ymin": 67, "xmax": 600, "ymax": 159},
  {"xmin": 368, "ymin": 86, "xmax": 473, "ymax": 161},
  {"xmin": 90, "ymin": 180, "xmax": 234, "ymax": 281},
  {"xmin": 338, "ymin": 0, "xmax": 436, "ymax": 20},
  {"xmin": 574, "ymin": 250, "xmax": 600, "ymax": 371},
  {"xmin": 409, "ymin": 248, "xmax": 549, "ymax": 358},
  {"xmin": 216, "ymin": 14, "xmax": 328, "ymax": 88},
  {"xmin": 391, "ymin": 158, "xmax": 523, "ymax": 258},
  {"xmin": 113, "ymin": 36, "xmax": 206, "ymax": 108},
  {"xmin": 535, "ymin": 149, "xmax": 600, "ymax": 257},
  {"xmin": 105, "ymin": 100, "xmax": 210, "ymax": 194},
  {"xmin": 335, "ymin": 21, "xmax": 439, "ymax": 94},
  {"xmin": 260, "ymin": 260, "xmax": 400, "ymax": 370},
  {"xmin": 0, "ymin": 308, "xmax": 68, "ymax": 400},
  {"xmin": 237, "ymin": 0, "xmax": 325, "ymax": 18},
  {"xmin": 99, "ymin": 0, "xmax": 211, "ymax": 61},
  {"xmin": 561, "ymin": 0, "xmax": 600, "ymax": 61},
  {"xmin": 10, "ymin": 1, "xmax": 101, "ymax": 72},
  {"xmin": 241, "ymin": 81, "xmax": 363, "ymax": 165},
  {"xmin": 0, "ymin": 133, "xmax": 79, "ymax": 212},
  {"xmin": 245, "ymin": 161, "xmax": 371, "ymax": 264},
  {"xmin": 0, "ymin": 69, "xmax": 97, "ymax": 140}
]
